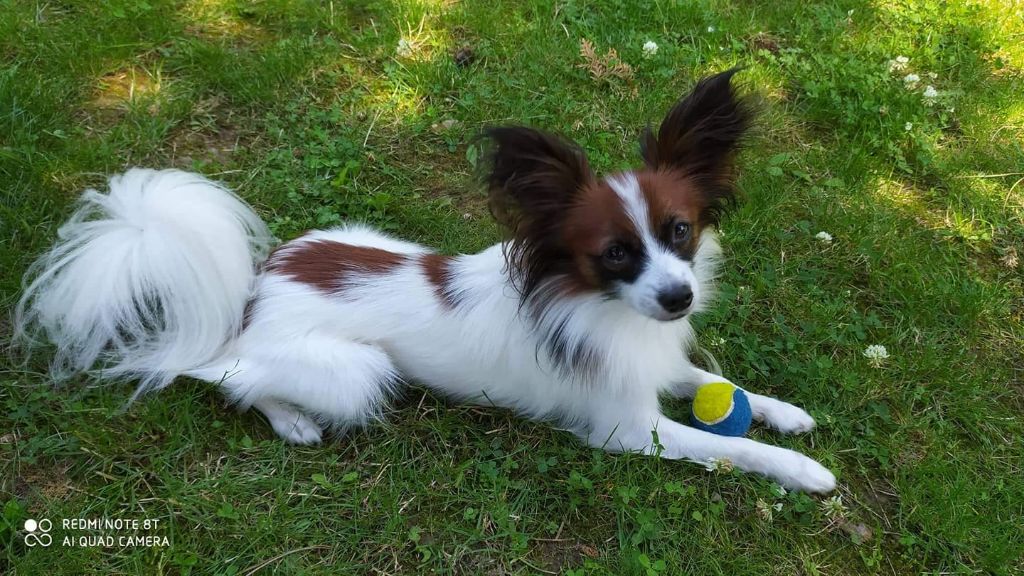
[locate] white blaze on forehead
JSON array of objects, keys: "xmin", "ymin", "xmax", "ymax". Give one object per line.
[
  {"xmin": 607, "ymin": 173, "xmax": 695, "ymax": 302},
  {"xmin": 607, "ymin": 173, "xmax": 656, "ymax": 248}
]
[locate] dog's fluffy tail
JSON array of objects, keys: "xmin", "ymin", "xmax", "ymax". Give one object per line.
[{"xmin": 15, "ymin": 169, "xmax": 273, "ymax": 399}]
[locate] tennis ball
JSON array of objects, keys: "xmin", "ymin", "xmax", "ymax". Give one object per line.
[{"xmin": 690, "ymin": 382, "xmax": 752, "ymax": 437}]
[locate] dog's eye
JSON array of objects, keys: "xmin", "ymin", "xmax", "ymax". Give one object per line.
[
  {"xmin": 672, "ymin": 221, "xmax": 691, "ymax": 242},
  {"xmin": 603, "ymin": 244, "xmax": 626, "ymax": 264}
]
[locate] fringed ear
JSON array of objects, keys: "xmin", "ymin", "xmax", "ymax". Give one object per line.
[
  {"xmin": 641, "ymin": 68, "xmax": 752, "ymax": 182},
  {"xmin": 482, "ymin": 126, "xmax": 594, "ymax": 297},
  {"xmin": 484, "ymin": 126, "xmax": 593, "ymax": 229}
]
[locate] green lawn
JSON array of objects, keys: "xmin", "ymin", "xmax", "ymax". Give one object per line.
[{"xmin": 2, "ymin": 0, "xmax": 1022, "ymax": 574}]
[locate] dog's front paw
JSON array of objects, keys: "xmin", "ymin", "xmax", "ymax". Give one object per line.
[
  {"xmin": 795, "ymin": 457, "xmax": 836, "ymax": 493},
  {"xmin": 756, "ymin": 398, "xmax": 816, "ymax": 434},
  {"xmin": 774, "ymin": 452, "xmax": 837, "ymax": 494}
]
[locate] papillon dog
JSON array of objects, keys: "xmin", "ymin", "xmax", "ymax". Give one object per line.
[{"xmin": 16, "ymin": 70, "xmax": 835, "ymax": 492}]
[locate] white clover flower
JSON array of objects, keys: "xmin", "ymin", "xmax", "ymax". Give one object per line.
[
  {"xmin": 927, "ymin": 72, "xmax": 938, "ymax": 80},
  {"xmin": 904, "ymin": 122, "xmax": 913, "ymax": 131},
  {"xmin": 922, "ymin": 85, "xmax": 938, "ymax": 106},
  {"xmin": 820, "ymin": 495, "xmax": 848, "ymax": 519},
  {"xmin": 396, "ymin": 38, "xmax": 413, "ymax": 58},
  {"xmin": 707, "ymin": 25, "xmax": 716, "ymax": 33},
  {"xmin": 815, "ymin": 231, "xmax": 834, "ymax": 244},
  {"xmin": 864, "ymin": 344, "xmax": 890, "ymax": 367},
  {"xmin": 888, "ymin": 55, "xmax": 909, "ymax": 73},
  {"xmin": 903, "ymin": 73, "xmax": 920, "ymax": 88},
  {"xmin": 642, "ymin": 40, "xmax": 658, "ymax": 58},
  {"xmin": 703, "ymin": 457, "xmax": 734, "ymax": 472}
]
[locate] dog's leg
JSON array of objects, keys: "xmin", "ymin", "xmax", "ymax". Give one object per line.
[
  {"xmin": 220, "ymin": 331, "xmax": 399, "ymax": 440},
  {"xmin": 252, "ymin": 398, "xmax": 323, "ymax": 445},
  {"xmin": 670, "ymin": 367, "xmax": 816, "ymax": 434},
  {"xmin": 585, "ymin": 401, "xmax": 835, "ymax": 492}
]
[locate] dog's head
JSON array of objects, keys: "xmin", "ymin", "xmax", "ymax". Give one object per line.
[{"xmin": 485, "ymin": 69, "xmax": 752, "ymax": 321}]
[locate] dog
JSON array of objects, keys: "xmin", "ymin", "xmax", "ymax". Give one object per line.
[{"xmin": 16, "ymin": 70, "xmax": 836, "ymax": 492}]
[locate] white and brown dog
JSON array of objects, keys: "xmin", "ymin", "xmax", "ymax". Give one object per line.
[{"xmin": 17, "ymin": 70, "xmax": 835, "ymax": 492}]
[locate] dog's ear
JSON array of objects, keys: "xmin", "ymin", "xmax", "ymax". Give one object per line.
[
  {"xmin": 640, "ymin": 68, "xmax": 751, "ymax": 184},
  {"xmin": 483, "ymin": 126, "xmax": 593, "ymax": 298},
  {"xmin": 484, "ymin": 126, "xmax": 593, "ymax": 230}
]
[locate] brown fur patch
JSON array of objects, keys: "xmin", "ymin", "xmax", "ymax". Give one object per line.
[
  {"xmin": 420, "ymin": 253, "xmax": 459, "ymax": 307},
  {"xmin": 241, "ymin": 296, "xmax": 258, "ymax": 330},
  {"xmin": 562, "ymin": 180, "xmax": 639, "ymax": 289},
  {"xmin": 636, "ymin": 169, "xmax": 706, "ymax": 254},
  {"xmin": 266, "ymin": 240, "xmax": 407, "ymax": 293}
]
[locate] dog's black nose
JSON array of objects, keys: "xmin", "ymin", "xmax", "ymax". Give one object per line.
[{"xmin": 657, "ymin": 285, "xmax": 693, "ymax": 314}]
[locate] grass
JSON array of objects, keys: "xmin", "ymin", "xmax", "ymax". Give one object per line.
[{"xmin": 1, "ymin": 0, "xmax": 1022, "ymax": 573}]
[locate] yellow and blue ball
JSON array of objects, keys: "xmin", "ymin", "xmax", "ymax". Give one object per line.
[{"xmin": 690, "ymin": 382, "xmax": 752, "ymax": 437}]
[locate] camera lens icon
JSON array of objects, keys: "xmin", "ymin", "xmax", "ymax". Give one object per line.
[{"xmin": 24, "ymin": 518, "xmax": 52, "ymax": 547}]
